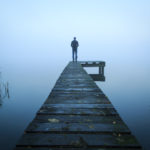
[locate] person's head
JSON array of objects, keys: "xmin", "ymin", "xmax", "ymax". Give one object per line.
[{"xmin": 74, "ymin": 37, "xmax": 76, "ymax": 40}]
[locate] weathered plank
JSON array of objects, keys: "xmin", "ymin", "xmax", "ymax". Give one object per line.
[
  {"xmin": 16, "ymin": 133, "xmax": 141, "ymax": 148},
  {"xmin": 45, "ymin": 97, "xmax": 110, "ymax": 104},
  {"xmin": 15, "ymin": 148, "xmax": 142, "ymax": 150},
  {"xmin": 26, "ymin": 122, "xmax": 130, "ymax": 133},
  {"xmin": 32, "ymin": 115, "xmax": 128, "ymax": 123},
  {"xmin": 48, "ymin": 92, "xmax": 105, "ymax": 97},
  {"xmin": 46, "ymin": 92, "xmax": 109, "ymax": 104},
  {"xmin": 37, "ymin": 107, "xmax": 117, "ymax": 116},
  {"xmin": 42, "ymin": 104, "xmax": 113, "ymax": 109}
]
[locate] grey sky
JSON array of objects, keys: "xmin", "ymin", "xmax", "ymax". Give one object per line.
[{"xmin": 0, "ymin": 0, "xmax": 150, "ymax": 66}]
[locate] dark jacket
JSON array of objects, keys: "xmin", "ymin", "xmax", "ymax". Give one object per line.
[{"xmin": 71, "ymin": 40, "xmax": 79, "ymax": 49}]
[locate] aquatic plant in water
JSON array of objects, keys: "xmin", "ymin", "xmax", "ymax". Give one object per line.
[{"xmin": 0, "ymin": 72, "xmax": 9, "ymax": 105}]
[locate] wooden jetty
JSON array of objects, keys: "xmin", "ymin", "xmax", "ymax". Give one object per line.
[{"xmin": 14, "ymin": 61, "xmax": 142, "ymax": 150}]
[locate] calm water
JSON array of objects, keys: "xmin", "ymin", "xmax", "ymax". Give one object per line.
[{"xmin": 0, "ymin": 58, "xmax": 149, "ymax": 150}]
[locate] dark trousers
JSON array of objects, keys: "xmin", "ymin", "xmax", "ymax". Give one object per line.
[{"xmin": 72, "ymin": 49, "xmax": 77, "ymax": 61}]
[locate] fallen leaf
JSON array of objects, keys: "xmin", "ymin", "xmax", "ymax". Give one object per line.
[
  {"xmin": 113, "ymin": 121, "xmax": 116, "ymax": 124},
  {"xmin": 88, "ymin": 125, "xmax": 94, "ymax": 129},
  {"xmin": 48, "ymin": 118, "xmax": 59, "ymax": 123}
]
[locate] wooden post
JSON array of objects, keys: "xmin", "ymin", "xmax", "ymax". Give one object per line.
[
  {"xmin": 99, "ymin": 66, "xmax": 102, "ymax": 75},
  {"xmin": 102, "ymin": 66, "xmax": 104, "ymax": 76}
]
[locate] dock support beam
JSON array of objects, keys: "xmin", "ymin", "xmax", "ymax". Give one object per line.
[{"xmin": 79, "ymin": 61, "xmax": 105, "ymax": 81}]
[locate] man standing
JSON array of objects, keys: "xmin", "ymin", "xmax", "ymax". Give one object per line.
[{"xmin": 71, "ymin": 37, "xmax": 79, "ymax": 62}]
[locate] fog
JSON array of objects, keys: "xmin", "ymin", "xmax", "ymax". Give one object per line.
[{"xmin": 0, "ymin": 0, "xmax": 150, "ymax": 149}]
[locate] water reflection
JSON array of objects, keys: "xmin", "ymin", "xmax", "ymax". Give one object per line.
[{"xmin": 0, "ymin": 73, "xmax": 10, "ymax": 106}]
